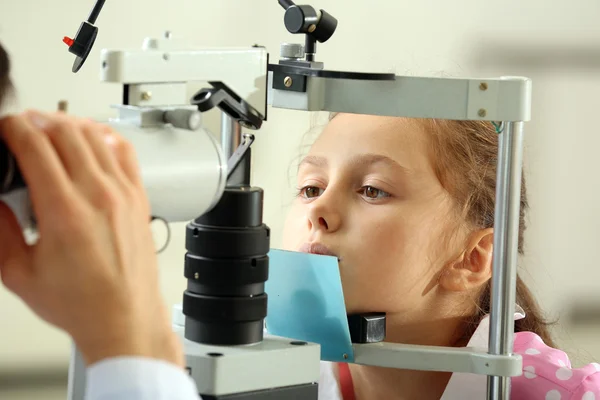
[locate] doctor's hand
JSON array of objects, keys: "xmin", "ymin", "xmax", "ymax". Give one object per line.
[{"xmin": 0, "ymin": 111, "xmax": 183, "ymax": 367}]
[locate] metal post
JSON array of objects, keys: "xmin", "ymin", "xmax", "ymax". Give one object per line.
[
  {"xmin": 221, "ymin": 112, "xmax": 242, "ymax": 159},
  {"xmin": 67, "ymin": 344, "xmax": 87, "ymax": 400},
  {"xmin": 487, "ymin": 121, "xmax": 525, "ymax": 399}
]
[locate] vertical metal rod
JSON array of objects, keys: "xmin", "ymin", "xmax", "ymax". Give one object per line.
[
  {"xmin": 487, "ymin": 121, "xmax": 525, "ymax": 400},
  {"xmin": 221, "ymin": 113, "xmax": 242, "ymax": 159},
  {"xmin": 67, "ymin": 344, "xmax": 87, "ymax": 400},
  {"xmin": 88, "ymin": 0, "xmax": 106, "ymax": 24}
]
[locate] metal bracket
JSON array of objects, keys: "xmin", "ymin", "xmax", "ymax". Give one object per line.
[{"xmin": 353, "ymin": 342, "xmax": 523, "ymax": 377}]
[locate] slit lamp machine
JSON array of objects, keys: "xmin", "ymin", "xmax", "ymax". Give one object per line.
[{"xmin": 0, "ymin": 1, "xmax": 532, "ymax": 399}]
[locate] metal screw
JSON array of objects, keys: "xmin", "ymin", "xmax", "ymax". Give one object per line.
[
  {"xmin": 343, "ymin": 353, "xmax": 348, "ymax": 360},
  {"xmin": 284, "ymin": 76, "xmax": 293, "ymax": 87},
  {"xmin": 57, "ymin": 100, "xmax": 68, "ymax": 113},
  {"xmin": 163, "ymin": 53, "xmax": 170, "ymax": 61},
  {"xmin": 478, "ymin": 109, "xmax": 487, "ymax": 117},
  {"xmin": 479, "ymin": 82, "xmax": 488, "ymax": 91},
  {"xmin": 164, "ymin": 31, "xmax": 172, "ymax": 39},
  {"xmin": 141, "ymin": 91, "xmax": 152, "ymax": 101},
  {"xmin": 194, "ymin": 272, "xmax": 199, "ymax": 280},
  {"xmin": 308, "ymin": 24, "xmax": 316, "ymax": 33}
]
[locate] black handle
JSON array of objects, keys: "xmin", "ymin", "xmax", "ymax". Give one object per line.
[
  {"xmin": 66, "ymin": 0, "xmax": 106, "ymax": 73},
  {"xmin": 278, "ymin": 0, "xmax": 295, "ymax": 9},
  {"xmin": 88, "ymin": 0, "xmax": 106, "ymax": 24},
  {"xmin": 191, "ymin": 82, "xmax": 264, "ymax": 130}
]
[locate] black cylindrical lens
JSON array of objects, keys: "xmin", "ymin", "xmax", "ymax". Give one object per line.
[{"xmin": 182, "ymin": 186, "xmax": 270, "ymax": 346}]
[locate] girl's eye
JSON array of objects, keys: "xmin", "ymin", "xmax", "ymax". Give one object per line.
[
  {"xmin": 299, "ymin": 186, "xmax": 324, "ymax": 199},
  {"xmin": 361, "ymin": 186, "xmax": 390, "ymax": 200}
]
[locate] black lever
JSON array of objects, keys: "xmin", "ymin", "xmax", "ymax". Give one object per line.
[
  {"xmin": 191, "ymin": 82, "xmax": 264, "ymax": 130},
  {"xmin": 278, "ymin": 0, "xmax": 295, "ymax": 9},
  {"xmin": 64, "ymin": 0, "xmax": 106, "ymax": 73}
]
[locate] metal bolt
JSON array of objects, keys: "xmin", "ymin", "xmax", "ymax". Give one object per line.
[
  {"xmin": 343, "ymin": 353, "xmax": 348, "ymax": 360},
  {"xmin": 284, "ymin": 76, "xmax": 293, "ymax": 87},
  {"xmin": 164, "ymin": 31, "xmax": 172, "ymax": 39},
  {"xmin": 479, "ymin": 82, "xmax": 488, "ymax": 91},
  {"xmin": 163, "ymin": 53, "xmax": 170, "ymax": 61},
  {"xmin": 194, "ymin": 272, "xmax": 199, "ymax": 280},
  {"xmin": 57, "ymin": 100, "xmax": 68, "ymax": 113},
  {"xmin": 308, "ymin": 24, "xmax": 316, "ymax": 33},
  {"xmin": 478, "ymin": 109, "xmax": 487, "ymax": 117},
  {"xmin": 141, "ymin": 91, "xmax": 152, "ymax": 101}
]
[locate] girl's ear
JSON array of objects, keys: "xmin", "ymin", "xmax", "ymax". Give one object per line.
[{"xmin": 439, "ymin": 228, "xmax": 493, "ymax": 292}]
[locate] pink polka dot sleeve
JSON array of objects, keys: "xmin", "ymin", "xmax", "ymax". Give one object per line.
[{"xmin": 510, "ymin": 331, "xmax": 600, "ymax": 400}]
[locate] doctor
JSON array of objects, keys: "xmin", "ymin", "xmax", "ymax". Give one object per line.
[{"xmin": 0, "ymin": 44, "xmax": 200, "ymax": 399}]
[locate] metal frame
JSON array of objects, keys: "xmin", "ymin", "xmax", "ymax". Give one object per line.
[
  {"xmin": 268, "ymin": 73, "xmax": 531, "ymax": 122},
  {"xmin": 173, "ymin": 324, "xmax": 321, "ymax": 397},
  {"xmin": 100, "ymin": 34, "xmax": 268, "ymax": 115},
  {"xmin": 269, "ymin": 69, "xmax": 530, "ymax": 400},
  {"xmin": 352, "ymin": 341, "xmax": 522, "ymax": 377}
]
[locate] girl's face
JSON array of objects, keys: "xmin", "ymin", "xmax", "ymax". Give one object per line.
[{"xmin": 282, "ymin": 114, "xmax": 464, "ymax": 318}]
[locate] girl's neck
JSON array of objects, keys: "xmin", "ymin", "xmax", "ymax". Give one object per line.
[{"xmin": 348, "ymin": 312, "xmax": 467, "ymax": 400}]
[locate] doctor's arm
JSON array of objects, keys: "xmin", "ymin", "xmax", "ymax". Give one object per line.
[{"xmin": 0, "ymin": 112, "xmax": 200, "ymax": 399}]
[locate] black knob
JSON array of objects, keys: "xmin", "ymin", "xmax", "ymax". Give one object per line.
[
  {"xmin": 284, "ymin": 5, "xmax": 319, "ymax": 34},
  {"xmin": 280, "ymin": 3, "xmax": 338, "ymax": 44},
  {"xmin": 312, "ymin": 9, "xmax": 338, "ymax": 43}
]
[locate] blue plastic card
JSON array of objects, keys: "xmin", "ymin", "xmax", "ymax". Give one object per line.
[{"xmin": 265, "ymin": 249, "xmax": 354, "ymax": 362}]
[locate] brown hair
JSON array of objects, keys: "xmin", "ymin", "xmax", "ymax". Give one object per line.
[
  {"xmin": 0, "ymin": 43, "xmax": 12, "ymax": 107},
  {"xmin": 423, "ymin": 119, "xmax": 556, "ymax": 347}
]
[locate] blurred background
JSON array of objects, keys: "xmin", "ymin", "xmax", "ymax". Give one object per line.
[{"xmin": 0, "ymin": 0, "xmax": 599, "ymax": 398}]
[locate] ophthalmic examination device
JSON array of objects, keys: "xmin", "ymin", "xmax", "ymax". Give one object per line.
[{"xmin": 0, "ymin": 1, "xmax": 531, "ymax": 399}]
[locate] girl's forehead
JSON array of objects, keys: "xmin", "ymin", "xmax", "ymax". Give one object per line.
[{"xmin": 310, "ymin": 114, "xmax": 433, "ymax": 170}]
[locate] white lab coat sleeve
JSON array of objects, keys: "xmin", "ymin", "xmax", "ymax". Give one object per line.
[{"xmin": 86, "ymin": 357, "xmax": 201, "ymax": 400}]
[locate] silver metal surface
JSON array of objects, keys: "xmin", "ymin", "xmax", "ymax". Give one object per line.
[
  {"xmin": 353, "ymin": 341, "xmax": 522, "ymax": 376},
  {"xmin": 164, "ymin": 109, "xmax": 203, "ymax": 130},
  {"xmin": 106, "ymin": 106, "xmax": 227, "ymax": 222},
  {"xmin": 487, "ymin": 121, "xmax": 525, "ymax": 400},
  {"xmin": 66, "ymin": 344, "xmax": 86, "ymax": 400},
  {"xmin": 221, "ymin": 112, "xmax": 242, "ymax": 159},
  {"xmin": 280, "ymin": 43, "xmax": 304, "ymax": 60},
  {"xmin": 269, "ymin": 74, "xmax": 532, "ymax": 122},
  {"xmin": 174, "ymin": 327, "xmax": 321, "ymax": 396}
]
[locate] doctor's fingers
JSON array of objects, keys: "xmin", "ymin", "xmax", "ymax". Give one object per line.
[
  {"xmin": 79, "ymin": 120, "xmax": 146, "ymax": 194},
  {"xmin": 0, "ymin": 202, "xmax": 32, "ymax": 297},
  {"xmin": 23, "ymin": 110, "xmax": 102, "ymax": 185},
  {"xmin": 24, "ymin": 111, "xmax": 148, "ymax": 212},
  {"xmin": 78, "ymin": 119, "xmax": 150, "ymax": 217},
  {"xmin": 0, "ymin": 114, "xmax": 74, "ymax": 221},
  {"xmin": 46, "ymin": 114, "xmax": 147, "ymax": 198}
]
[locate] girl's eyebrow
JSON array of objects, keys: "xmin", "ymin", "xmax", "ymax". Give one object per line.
[{"xmin": 299, "ymin": 153, "xmax": 411, "ymax": 173}]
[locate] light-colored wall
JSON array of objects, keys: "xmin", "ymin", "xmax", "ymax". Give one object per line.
[{"xmin": 0, "ymin": 0, "xmax": 599, "ymax": 375}]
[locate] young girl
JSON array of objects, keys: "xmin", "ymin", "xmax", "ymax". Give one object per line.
[{"xmin": 282, "ymin": 113, "xmax": 600, "ymax": 399}]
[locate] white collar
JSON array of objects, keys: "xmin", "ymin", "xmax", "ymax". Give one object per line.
[{"xmin": 440, "ymin": 306, "xmax": 526, "ymax": 400}]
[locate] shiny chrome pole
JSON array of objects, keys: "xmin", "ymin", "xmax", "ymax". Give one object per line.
[
  {"xmin": 221, "ymin": 113, "xmax": 242, "ymax": 159},
  {"xmin": 487, "ymin": 121, "xmax": 525, "ymax": 400}
]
